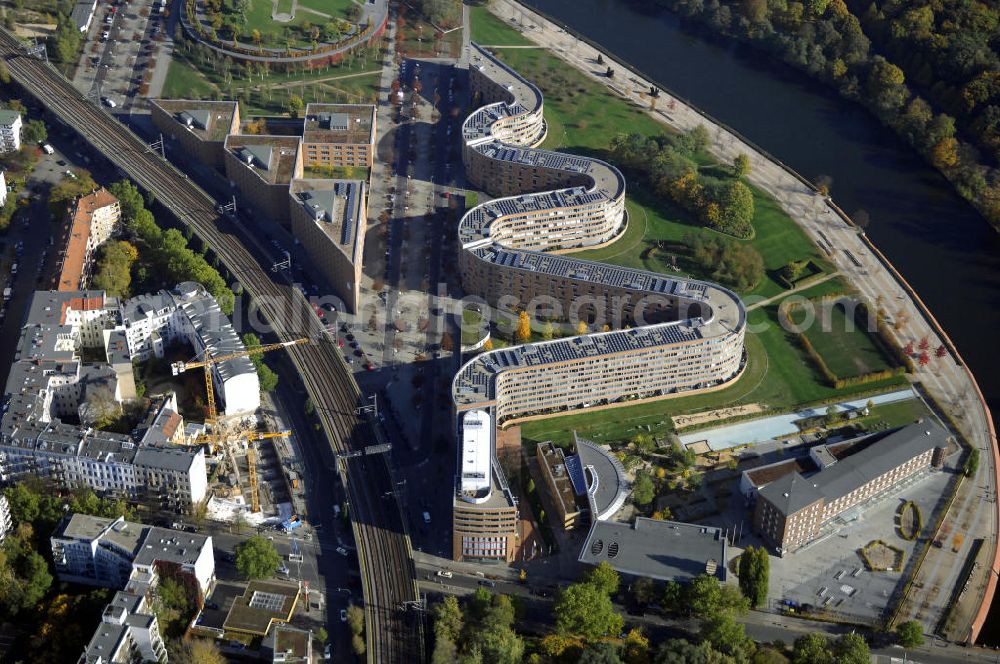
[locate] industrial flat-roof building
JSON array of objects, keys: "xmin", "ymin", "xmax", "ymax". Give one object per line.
[
  {"xmin": 753, "ymin": 422, "xmax": 951, "ymax": 555},
  {"xmin": 302, "ymin": 103, "xmax": 376, "ymax": 168},
  {"xmin": 224, "ymin": 135, "xmax": 304, "ymax": 227},
  {"xmin": 289, "ymin": 178, "xmax": 367, "ymax": 313},
  {"xmin": 579, "ymin": 518, "xmax": 728, "ymax": 583},
  {"xmin": 149, "ymin": 99, "xmax": 241, "ymax": 168}
]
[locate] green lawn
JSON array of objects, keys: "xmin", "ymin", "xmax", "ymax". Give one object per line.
[
  {"xmin": 790, "ymin": 300, "xmax": 896, "ymax": 379},
  {"xmin": 470, "ymin": 5, "xmax": 533, "ymax": 46},
  {"xmin": 461, "ymin": 309, "xmax": 485, "ymax": 346},
  {"xmin": 295, "ymin": 0, "xmax": 356, "ymax": 18},
  {"xmin": 161, "ymin": 58, "xmax": 217, "ymax": 100},
  {"xmin": 492, "ymin": 46, "xmax": 829, "ymax": 300},
  {"xmin": 302, "ymin": 165, "xmax": 371, "ymax": 180},
  {"xmin": 858, "ymin": 398, "xmax": 931, "ymax": 430},
  {"xmin": 478, "ymin": 9, "xmax": 906, "ymax": 447},
  {"xmin": 162, "ymin": 45, "xmax": 381, "ymax": 115}
]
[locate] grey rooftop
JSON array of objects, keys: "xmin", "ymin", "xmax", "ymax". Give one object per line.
[{"xmin": 579, "ymin": 518, "xmax": 728, "ymax": 582}]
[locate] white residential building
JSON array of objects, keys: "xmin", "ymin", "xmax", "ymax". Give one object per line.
[
  {"xmin": 80, "ymin": 591, "xmax": 168, "ymax": 664},
  {"xmin": 51, "ymin": 514, "xmax": 216, "ymax": 596},
  {"xmin": 0, "ymin": 111, "xmax": 22, "ymax": 153},
  {"xmin": 0, "ymin": 495, "xmax": 11, "ymax": 543}
]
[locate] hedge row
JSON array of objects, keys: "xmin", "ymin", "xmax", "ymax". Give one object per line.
[
  {"xmin": 780, "ymin": 297, "xmax": 910, "ymax": 389},
  {"xmin": 862, "ymin": 301, "xmax": 917, "ymax": 373},
  {"xmin": 898, "ymin": 500, "xmax": 923, "ymax": 541}
]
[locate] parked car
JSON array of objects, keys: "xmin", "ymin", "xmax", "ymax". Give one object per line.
[{"xmin": 340, "ymin": 609, "xmax": 348, "ymax": 622}]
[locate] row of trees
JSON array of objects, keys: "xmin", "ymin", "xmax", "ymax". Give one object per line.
[
  {"xmin": 109, "ymin": 180, "xmax": 235, "ymax": 314},
  {"xmin": 609, "ymin": 129, "xmax": 756, "ymax": 238},
  {"xmin": 429, "ymin": 561, "xmax": 876, "ymax": 663},
  {"xmin": 432, "ymin": 589, "xmax": 524, "ymax": 664},
  {"xmin": 653, "ymin": 0, "xmax": 1000, "ymax": 229}
]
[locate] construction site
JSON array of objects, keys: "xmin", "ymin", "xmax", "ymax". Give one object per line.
[{"xmin": 167, "ymin": 337, "xmax": 311, "ymax": 526}]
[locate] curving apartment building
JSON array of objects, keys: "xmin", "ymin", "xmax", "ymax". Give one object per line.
[{"xmin": 450, "ymin": 45, "xmax": 749, "ymax": 563}]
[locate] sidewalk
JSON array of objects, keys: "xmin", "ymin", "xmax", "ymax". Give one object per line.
[{"xmin": 485, "ymin": 0, "xmax": 997, "ymax": 640}]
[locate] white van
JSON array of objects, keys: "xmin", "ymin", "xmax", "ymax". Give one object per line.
[
  {"xmin": 422, "ymin": 511, "xmax": 431, "ymax": 525},
  {"xmin": 102, "ymin": 97, "xmax": 117, "ymax": 108},
  {"xmin": 10, "ymin": 263, "xmax": 17, "ymax": 275},
  {"xmin": 41, "ymin": 144, "xmax": 54, "ymax": 155}
]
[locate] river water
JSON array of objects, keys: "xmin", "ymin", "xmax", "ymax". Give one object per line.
[{"xmin": 520, "ymin": 0, "xmax": 1000, "ymax": 641}]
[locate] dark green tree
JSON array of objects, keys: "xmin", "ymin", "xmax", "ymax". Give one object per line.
[
  {"xmin": 234, "ymin": 535, "xmax": 280, "ymax": 579},
  {"xmin": 895, "ymin": 620, "xmax": 924, "ymax": 647},
  {"xmin": 585, "ymin": 561, "xmax": 620, "ymax": 596},
  {"xmin": 632, "ymin": 470, "xmax": 655, "ymax": 506},
  {"xmin": 554, "ymin": 582, "xmax": 624, "ymax": 639},
  {"xmin": 832, "ymin": 634, "xmax": 870, "ymax": 664},
  {"xmin": 737, "ymin": 546, "xmax": 769, "ymax": 608},
  {"xmin": 579, "ymin": 642, "xmax": 624, "ymax": 664},
  {"xmin": 791, "ymin": 633, "xmax": 832, "ymax": 664}
]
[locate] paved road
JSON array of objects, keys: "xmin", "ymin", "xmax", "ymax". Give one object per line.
[{"xmin": 486, "ymin": 0, "xmax": 998, "ymax": 641}]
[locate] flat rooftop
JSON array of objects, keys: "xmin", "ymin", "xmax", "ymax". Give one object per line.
[
  {"xmin": 303, "ymin": 103, "xmax": 375, "ymax": 145},
  {"xmin": 224, "ymin": 135, "xmax": 300, "ymax": 185},
  {"xmin": 224, "ymin": 579, "xmax": 300, "ymax": 635},
  {"xmin": 459, "ymin": 409, "xmax": 492, "ymax": 500},
  {"xmin": 151, "ymin": 99, "xmax": 238, "ymax": 142},
  {"xmin": 538, "ymin": 442, "xmax": 579, "ymax": 517},
  {"xmin": 579, "ymin": 518, "xmax": 728, "ymax": 582},
  {"xmin": 452, "ymin": 263, "xmax": 744, "ymax": 406},
  {"xmin": 289, "ymin": 178, "xmax": 365, "ymax": 263},
  {"xmin": 464, "ymin": 44, "xmax": 542, "ymax": 144}
]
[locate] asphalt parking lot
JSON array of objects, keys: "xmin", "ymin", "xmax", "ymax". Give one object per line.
[
  {"xmin": 72, "ymin": 0, "xmax": 167, "ymax": 110},
  {"xmin": 768, "ymin": 466, "xmax": 953, "ymax": 623}
]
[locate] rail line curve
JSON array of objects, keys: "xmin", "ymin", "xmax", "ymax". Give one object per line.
[{"xmin": 0, "ymin": 31, "xmax": 420, "ymax": 663}]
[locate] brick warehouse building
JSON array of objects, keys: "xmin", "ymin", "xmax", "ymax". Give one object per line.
[{"xmin": 753, "ymin": 422, "xmax": 951, "ymax": 555}]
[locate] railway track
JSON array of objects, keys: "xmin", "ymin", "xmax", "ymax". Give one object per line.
[{"xmin": 0, "ymin": 31, "xmax": 420, "ymax": 663}]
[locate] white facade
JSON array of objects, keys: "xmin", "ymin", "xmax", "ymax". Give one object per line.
[
  {"xmin": 81, "ymin": 592, "xmax": 168, "ymax": 664},
  {"xmin": 52, "ymin": 514, "xmax": 216, "ymax": 596},
  {"xmin": 0, "ymin": 495, "xmax": 11, "ymax": 543},
  {"xmin": 0, "ymin": 112, "xmax": 22, "ymax": 153}
]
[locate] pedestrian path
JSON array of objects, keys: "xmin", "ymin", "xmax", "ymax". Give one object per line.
[{"xmin": 678, "ymin": 387, "xmax": 916, "ymax": 451}]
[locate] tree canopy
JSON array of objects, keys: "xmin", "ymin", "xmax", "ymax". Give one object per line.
[
  {"xmin": 737, "ymin": 546, "xmax": 769, "ymax": 608},
  {"xmin": 554, "ymin": 581, "xmax": 624, "ymax": 640},
  {"xmin": 585, "ymin": 561, "xmax": 621, "ymax": 596},
  {"xmin": 234, "ymin": 535, "xmax": 281, "ymax": 579},
  {"xmin": 895, "ymin": 620, "xmax": 924, "ymax": 648}
]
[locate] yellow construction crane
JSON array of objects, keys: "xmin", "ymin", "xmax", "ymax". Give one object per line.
[
  {"xmin": 171, "ymin": 338, "xmax": 308, "ymax": 513},
  {"xmin": 246, "ymin": 430, "xmax": 292, "ymax": 513},
  {"xmin": 171, "ymin": 338, "xmax": 308, "ymax": 430}
]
